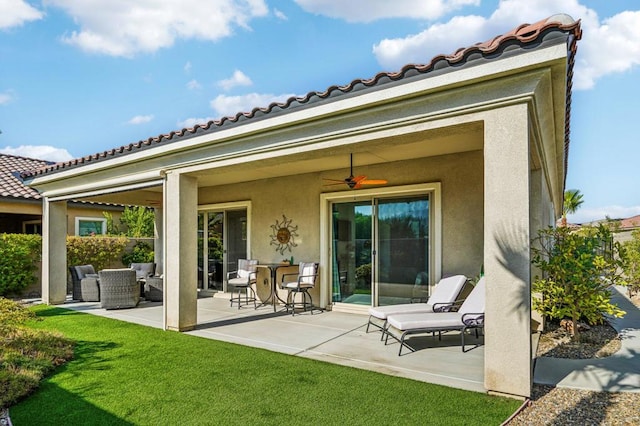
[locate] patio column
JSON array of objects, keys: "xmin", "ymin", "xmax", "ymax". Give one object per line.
[
  {"xmin": 164, "ymin": 172, "xmax": 198, "ymax": 331},
  {"xmin": 42, "ymin": 198, "xmax": 67, "ymax": 305},
  {"xmin": 483, "ymin": 104, "xmax": 532, "ymax": 399}
]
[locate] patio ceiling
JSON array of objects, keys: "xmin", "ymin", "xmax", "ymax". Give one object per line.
[{"xmin": 83, "ymin": 121, "xmax": 484, "ymax": 207}]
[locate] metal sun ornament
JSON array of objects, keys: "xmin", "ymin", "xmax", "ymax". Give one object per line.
[{"xmin": 270, "ymin": 215, "xmax": 299, "ymax": 255}]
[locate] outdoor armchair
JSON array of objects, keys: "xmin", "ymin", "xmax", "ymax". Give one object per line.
[
  {"xmin": 144, "ymin": 275, "xmax": 163, "ymax": 302},
  {"xmin": 385, "ymin": 277, "xmax": 485, "ymax": 355},
  {"xmin": 281, "ymin": 262, "xmax": 319, "ymax": 316},
  {"xmin": 366, "ymin": 274, "xmax": 468, "ymax": 337},
  {"xmin": 227, "ymin": 259, "xmax": 258, "ymax": 309},
  {"xmin": 99, "ymin": 269, "xmax": 140, "ymax": 309},
  {"xmin": 130, "ymin": 262, "xmax": 155, "ymax": 280},
  {"xmin": 70, "ymin": 264, "xmax": 100, "ymax": 302}
]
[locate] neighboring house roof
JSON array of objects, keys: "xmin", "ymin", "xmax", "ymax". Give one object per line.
[
  {"xmin": 0, "ymin": 153, "xmax": 124, "ymax": 209},
  {"xmin": 22, "ymin": 14, "xmax": 581, "ymax": 181},
  {"xmin": 0, "ymin": 153, "xmax": 53, "ymax": 200},
  {"xmin": 620, "ymin": 215, "xmax": 640, "ymax": 230}
]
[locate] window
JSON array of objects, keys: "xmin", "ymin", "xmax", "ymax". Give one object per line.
[
  {"xmin": 75, "ymin": 217, "xmax": 107, "ymax": 236},
  {"xmin": 23, "ymin": 220, "xmax": 42, "ymax": 235}
]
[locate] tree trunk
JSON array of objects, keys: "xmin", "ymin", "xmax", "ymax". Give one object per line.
[{"xmin": 571, "ymin": 314, "xmax": 580, "ymax": 342}]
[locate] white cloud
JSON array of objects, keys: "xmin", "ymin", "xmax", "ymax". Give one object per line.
[
  {"xmin": 0, "ymin": 92, "xmax": 13, "ymax": 105},
  {"xmin": 568, "ymin": 205, "xmax": 640, "ymax": 224},
  {"xmin": 186, "ymin": 79, "xmax": 202, "ymax": 90},
  {"xmin": 210, "ymin": 93, "xmax": 297, "ymax": 117},
  {"xmin": 127, "ymin": 115, "xmax": 154, "ymax": 125},
  {"xmin": 46, "ymin": 0, "xmax": 269, "ymax": 57},
  {"xmin": 575, "ymin": 10, "xmax": 640, "ymax": 90},
  {"xmin": 0, "ymin": 0, "xmax": 43, "ymax": 29},
  {"xmin": 372, "ymin": 0, "xmax": 640, "ymax": 90},
  {"xmin": 274, "ymin": 8, "xmax": 288, "ymax": 21},
  {"xmin": 217, "ymin": 70, "xmax": 253, "ymax": 91},
  {"xmin": 0, "ymin": 145, "xmax": 74, "ymax": 162},
  {"xmin": 184, "ymin": 61, "xmax": 192, "ymax": 73},
  {"xmin": 294, "ymin": 0, "xmax": 479, "ymax": 23},
  {"xmin": 176, "ymin": 117, "xmax": 218, "ymax": 129}
]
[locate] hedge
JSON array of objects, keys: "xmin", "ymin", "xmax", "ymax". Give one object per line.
[{"xmin": 0, "ymin": 234, "xmax": 42, "ymax": 296}]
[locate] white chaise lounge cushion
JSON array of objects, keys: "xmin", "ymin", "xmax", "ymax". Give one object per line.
[
  {"xmin": 386, "ymin": 277, "xmax": 485, "ymax": 331},
  {"xmin": 387, "ymin": 312, "xmax": 464, "ymax": 330},
  {"xmin": 368, "ymin": 274, "xmax": 467, "ymax": 320}
]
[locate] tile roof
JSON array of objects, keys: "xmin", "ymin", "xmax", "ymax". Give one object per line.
[
  {"xmin": 0, "ymin": 154, "xmax": 53, "ymax": 200},
  {"xmin": 23, "ymin": 14, "xmax": 581, "ymax": 179},
  {"xmin": 620, "ymin": 215, "xmax": 640, "ymax": 230}
]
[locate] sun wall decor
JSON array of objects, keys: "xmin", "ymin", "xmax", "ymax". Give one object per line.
[{"xmin": 270, "ymin": 215, "xmax": 299, "ymax": 255}]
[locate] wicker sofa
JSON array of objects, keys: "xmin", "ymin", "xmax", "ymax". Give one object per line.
[{"xmin": 99, "ymin": 269, "xmax": 139, "ymax": 309}]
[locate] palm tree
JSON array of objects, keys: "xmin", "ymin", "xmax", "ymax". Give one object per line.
[{"xmin": 561, "ymin": 189, "xmax": 584, "ymax": 226}]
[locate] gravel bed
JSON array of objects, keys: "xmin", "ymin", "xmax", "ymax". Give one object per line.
[
  {"xmin": 508, "ymin": 385, "xmax": 640, "ymax": 425},
  {"xmin": 507, "ymin": 292, "xmax": 640, "ymax": 425}
]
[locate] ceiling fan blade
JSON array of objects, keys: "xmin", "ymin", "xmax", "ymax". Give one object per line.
[
  {"xmin": 323, "ymin": 154, "xmax": 385, "ymax": 190},
  {"xmin": 360, "ymin": 179, "xmax": 388, "ymax": 185}
]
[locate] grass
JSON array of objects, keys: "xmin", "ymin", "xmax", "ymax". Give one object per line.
[{"xmin": 8, "ymin": 305, "xmax": 520, "ymax": 425}]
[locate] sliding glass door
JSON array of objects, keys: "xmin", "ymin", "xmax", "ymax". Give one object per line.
[
  {"xmin": 376, "ymin": 196, "xmax": 430, "ymax": 305},
  {"xmin": 198, "ymin": 208, "xmax": 248, "ymax": 292},
  {"xmin": 331, "ymin": 194, "xmax": 429, "ymax": 307}
]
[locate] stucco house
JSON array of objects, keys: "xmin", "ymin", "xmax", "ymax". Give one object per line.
[
  {"xmin": 24, "ymin": 14, "xmax": 582, "ymax": 399},
  {"xmin": 1, "ymin": 153, "xmax": 123, "ymax": 235}
]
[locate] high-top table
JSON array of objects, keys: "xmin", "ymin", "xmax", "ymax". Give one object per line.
[{"xmin": 256, "ymin": 263, "xmax": 298, "ymax": 312}]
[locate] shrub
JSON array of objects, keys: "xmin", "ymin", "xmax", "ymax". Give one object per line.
[
  {"xmin": 355, "ymin": 263, "xmax": 371, "ymax": 289},
  {"xmin": 532, "ymin": 224, "xmax": 627, "ymax": 341},
  {"xmin": 67, "ymin": 236, "xmax": 128, "ymax": 271},
  {"xmin": 623, "ymin": 229, "xmax": 640, "ymax": 297},
  {"xmin": 122, "ymin": 241, "xmax": 154, "ymax": 266},
  {"xmin": 0, "ymin": 298, "xmax": 73, "ymax": 408},
  {"xmin": 0, "ymin": 234, "xmax": 41, "ymax": 297},
  {"xmin": 120, "ymin": 206, "xmax": 155, "ymax": 237},
  {"xmin": 0, "ymin": 297, "xmax": 38, "ymax": 334}
]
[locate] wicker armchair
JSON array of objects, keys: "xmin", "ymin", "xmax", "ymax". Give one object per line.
[
  {"xmin": 144, "ymin": 276, "xmax": 163, "ymax": 302},
  {"xmin": 69, "ymin": 265, "xmax": 100, "ymax": 301},
  {"xmin": 130, "ymin": 263, "xmax": 155, "ymax": 280},
  {"xmin": 99, "ymin": 269, "xmax": 139, "ymax": 309}
]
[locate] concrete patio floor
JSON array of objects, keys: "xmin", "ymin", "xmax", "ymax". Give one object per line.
[{"xmin": 60, "ymin": 293, "xmax": 486, "ymax": 393}]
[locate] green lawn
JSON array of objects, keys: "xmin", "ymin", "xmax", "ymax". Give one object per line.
[{"xmin": 11, "ymin": 305, "xmax": 520, "ymax": 425}]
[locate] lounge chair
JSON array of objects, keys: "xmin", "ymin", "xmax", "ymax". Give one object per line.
[
  {"xmin": 366, "ymin": 274, "xmax": 468, "ymax": 337},
  {"xmin": 385, "ymin": 277, "xmax": 485, "ymax": 355}
]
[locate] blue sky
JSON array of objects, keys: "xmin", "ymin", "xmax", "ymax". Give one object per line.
[{"xmin": 1, "ymin": 0, "xmax": 638, "ymax": 223}]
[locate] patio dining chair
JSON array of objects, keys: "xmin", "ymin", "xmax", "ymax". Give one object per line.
[
  {"xmin": 281, "ymin": 262, "xmax": 319, "ymax": 316},
  {"xmin": 227, "ymin": 259, "xmax": 259, "ymax": 309},
  {"xmin": 366, "ymin": 274, "xmax": 468, "ymax": 339},
  {"xmin": 385, "ymin": 277, "xmax": 485, "ymax": 355}
]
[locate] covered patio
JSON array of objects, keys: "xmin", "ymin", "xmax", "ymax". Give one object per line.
[
  {"xmin": 24, "ymin": 15, "xmax": 582, "ymax": 399},
  {"xmin": 60, "ymin": 295, "xmax": 486, "ymax": 393}
]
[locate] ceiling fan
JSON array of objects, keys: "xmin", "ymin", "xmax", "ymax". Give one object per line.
[{"xmin": 324, "ymin": 154, "xmax": 388, "ymax": 189}]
